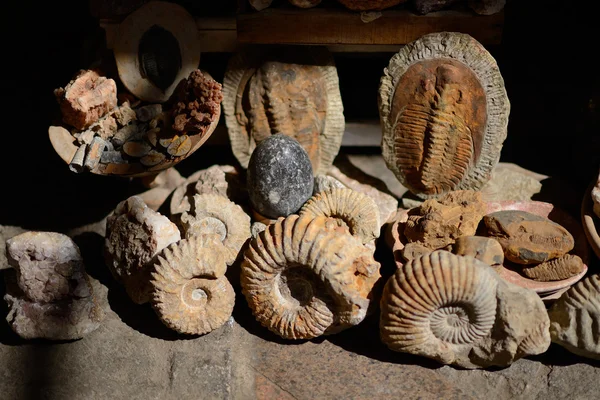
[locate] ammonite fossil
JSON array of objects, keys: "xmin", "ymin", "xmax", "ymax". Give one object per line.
[
  {"xmin": 223, "ymin": 46, "xmax": 344, "ymax": 175},
  {"xmin": 549, "ymin": 274, "xmax": 600, "ymax": 360},
  {"xmin": 113, "ymin": 1, "xmax": 201, "ymax": 103},
  {"xmin": 151, "ymin": 235, "xmax": 234, "ymax": 335},
  {"xmin": 180, "ymin": 193, "xmax": 251, "ymax": 265},
  {"xmin": 300, "ymin": 188, "xmax": 381, "ymax": 245},
  {"xmin": 241, "ymin": 214, "xmax": 381, "ymax": 339},
  {"xmin": 380, "ymin": 250, "xmax": 550, "ymax": 368},
  {"xmin": 379, "ymin": 32, "xmax": 510, "ymax": 198}
]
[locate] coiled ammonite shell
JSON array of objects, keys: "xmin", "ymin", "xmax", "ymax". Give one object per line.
[
  {"xmin": 180, "ymin": 193, "xmax": 251, "ymax": 265},
  {"xmin": 548, "ymin": 274, "xmax": 600, "ymax": 359},
  {"xmin": 151, "ymin": 235, "xmax": 234, "ymax": 335},
  {"xmin": 241, "ymin": 214, "xmax": 381, "ymax": 339},
  {"xmin": 300, "ymin": 188, "xmax": 381, "ymax": 245},
  {"xmin": 223, "ymin": 46, "xmax": 344, "ymax": 175},
  {"xmin": 379, "ymin": 32, "xmax": 509, "ymax": 198}
]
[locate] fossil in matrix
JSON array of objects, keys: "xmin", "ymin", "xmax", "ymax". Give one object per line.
[
  {"xmin": 151, "ymin": 235, "xmax": 234, "ymax": 335},
  {"xmin": 4, "ymin": 232, "xmax": 104, "ymax": 340},
  {"xmin": 104, "ymin": 196, "xmax": 181, "ymax": 304},
  {"xmin": 522, "ymin": 254, "xmax": 584, "ymax": 282},
  {"xmin": 548, "ymin": 274, "xmax": 600, "ymax": 359},
  {"xmin": 241, "ymin": 214, "xmax": 381, "ymax": 339},
  {"xmin": 379, "ymin": 32, "xmax": 509, "ymax": 199},
  {"xmin": 223, "ymin": 47, "xmax": 344, "ymax": 175},
  {"xmin": 380, "ymin": 250, "xmax": 550, "ymax": 368}
]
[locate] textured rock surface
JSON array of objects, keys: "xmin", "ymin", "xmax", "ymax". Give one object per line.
[
  {"xmin": 480, "ymin": 163, "xmax": 543, "ymax": 202},
  {"xmin": 480, "ymin": 210, "xmax": 574, "ymax": 265},
  {"xmin": 104, "ymin": 196, "xmax": 181, "ymax": 304},
  {"xmin": 404, "ymin": 190, "xmax": 487, "ymax": 249},
  {"xmin": 247, "ymin": 134, "xmax": 314, "ymax": 219},
  {"xmin": 380, "ymin": 251, "xmax": 551, "ymax": 368},
  {"xmin": 4, "ymin": 232, "xmax": 104, "ymax": 340},
  {"xmin": 413, "ymin": 0, "xmax": 459, "ymax": 14},
  {"xmin": 0, "ymin": 225, "xmax": 27, "ymax": 270},
  {"xmin": 522, "ymin": 255, "xmax": 584, "ymax": 282},
  {"xmin": 452, "ymin": 236, "xmax": 504, "ymax": 268}
]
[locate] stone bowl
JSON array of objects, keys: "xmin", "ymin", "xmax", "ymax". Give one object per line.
[
  {"xmin": 581, "ymin": 180, "xmax": 600, "ymax": 260},
  {"xmin": 388, "ymin": 200, "xmax": 590, "ymax": 301}
]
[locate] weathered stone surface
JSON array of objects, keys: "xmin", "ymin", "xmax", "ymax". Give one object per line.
[
  {"xmin": 480, "ymin": 163, "xmax": 543, "ymax": 202},
  {"xmin": 468, "ymin": 0, "xmax": 505, "ymax": 15},
  {"xmin": 480, "ymin": 210, "xmax": 574, "ymax": 265},
  {"xmin": 54, "ymin": 69, "xmax": 118, "ymax": 130},
  {"xmin": 336, "ymin": 0, "xmax": 406, "ymax": 10},
  {"xmin": 0, "ymin": 225, "xmax": 27, "ymax": 270},
  {"xmin": 452, "ymin": 236, "xmax": 504, "ymax": 268},
  {"xmin": 4, "ymin": 232, "xmax": 104, "ymax": 340},
  {"xmin": 380, "ymin": 251, "xmax": 550, "ymax": 368},
  {"xmin": 522, "ymin": 254, "xmax": 584, "ymax": 282},
  {"xmin": 404, "ymin": 190, "xmax": 487, "ymax": 249},
  {"xmin": 104, "ymin": 196, "xmax": 181, "ymax": 304},
  {"xmin": 247, "ymin": 134, "xmax": 314, "ymax": 219},
  {"xmin": 401, "ymin": 241, "xmax": 431, "ymax": 262},
  {"xmin": 413, "ymin": 0, "xmax": 459, "ymax": 14}
]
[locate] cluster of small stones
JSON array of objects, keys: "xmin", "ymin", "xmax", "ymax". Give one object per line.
[{"xmin": 54, "ymin": 69, "xmax": 222, "ymax": 173}]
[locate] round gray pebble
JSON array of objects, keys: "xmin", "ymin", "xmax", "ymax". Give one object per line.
[{"xmin": 247, "ymin": 134, "xmax": 314, "ymax": 219}]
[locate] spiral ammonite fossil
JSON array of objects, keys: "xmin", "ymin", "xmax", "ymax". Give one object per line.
[
  {"xmin": 151, "ymin": 234, "xmax": 234, "ymax": 335},
  {"xmin": 241, "ymin": 214, "xmax": 381, "ymax": 339},
  {"xmin": 379, "ymin": 32, "xmax": 509, "ymax": 198}
]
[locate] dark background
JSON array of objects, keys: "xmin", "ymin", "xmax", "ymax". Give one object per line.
[{"xmin": 1, "ymin": 0, "xmax": 598, "ymax": 232}]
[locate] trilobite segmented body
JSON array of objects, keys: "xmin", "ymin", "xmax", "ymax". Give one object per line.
[{"xmin": 522, "ymin": 254, "xmax": 584, "ymax": 281}]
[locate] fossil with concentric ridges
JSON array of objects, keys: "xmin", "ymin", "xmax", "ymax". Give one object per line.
[
  {"xmin": 522, "ymin": 254, "xmax": 584, "ymax": 281},
  {"xmin": 241, "ymin": 214, "xmax": 381, "ymax": 339},
  {"xmin": 379, "ymin": 32, "xmax": 509, "ymax": 199},
  {"xmin": 180, "ymin": 193, "xmax": 251, "ymax": 265},
  {"xmin": 151, "ymin": 234, "xmax": 234, "ymax": 335},
  {"xmin": 548, "ymin": 275, "xmax": 600, "ymax": 359},
  {"xmin": 380, "ymin": 250, "xmax": 550, "ymax": 368},
  {"xmin": 300, "ymin": 188, "xmax": 381, "ymax": 245}
]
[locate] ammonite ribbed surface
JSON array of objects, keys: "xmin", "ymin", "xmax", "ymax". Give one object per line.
[
  {"xmin": 241, "ymin": 214, "xmax": 380, "ymax": 339},
  {"xmin": 151, "ymin": 235, "xmax": 234, "ymax": 335},
  {"xmin": 300, "ymin": 188, "xmax": 381, "ymax": 244},
  {"xmin": 380, "ymin": 251, "xmax": 497, "ymax": 359},
  {"xmin": 223, "ymin": 47, "xmax": 344, "ymax": 175},
  {"xmin": 379, "ymin": 32, "xmax": 509, "ymax": 199},
  {"xmin": 180, "ymin": 193, "xmax": 251, "ymax": 265}
]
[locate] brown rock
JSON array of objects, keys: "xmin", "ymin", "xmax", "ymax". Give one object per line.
[
  {"xmin": 452, "ymin": 236, "xmax": 504, "ymax": 267},
  {"xmin": 113, "ymin": 102, "xmax": 137, "ymax": 126},
  {"xmin": 480, "ymin": 210, "xmax": 574, "ymax": 265},
  {"xmin": 413, "ymin": 0, "xmax": 459, "ymax": 14},
  {"xmin": 336, "ymin": 0, "xmax": 406, "ymax": 10},
  {"xmin": 522, "ymin": 254, "xmax": 584, "ymax": 282},
  {"xmin": 404, "ymin": 190, "xmax": 487, "ymax": 249},
  {"xmin": 0, "ymin": 225, "xmax": 27, "ymax": 270},
  {"xmin": 54, "ymin": 69, "xmax": 118, "ymax": 130},
  {"xmin": 401, "ymin": 241, "xmax": 432, "ymax": 262}
]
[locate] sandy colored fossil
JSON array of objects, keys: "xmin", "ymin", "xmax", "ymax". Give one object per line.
[
  {"xmin": 151, "ymin": 235, "xmax": 234, "ymax": 335},
  {"xmin": 404, "ymin": 190, "xmax": 487, "ymax": 250},
  {"xmin": 549, "ymin": 274, "xmax": 600, "ymax": 360},
  {"xmin": 379, "ymin": 32, "xmax": 509, "ymax": 199},
  {"xmin": 522, "ymin": 254, "xmax": 584, "ymax": 282},
  {"xmin": 336, "ymin": 0, "xmax": 406, "ymax": 10},
  {"xmin": 300, "ymin": 188, "xmax": 380, "ymax": 245},
  {"xmin": 452, "ymin": 236, "xmax": 504, "ymax": 268},
  {"xmin": 223, "ymin": 47, "xmax": 344, "ymax": 175},
  {"xmin": 4, "ymin": 232, "xmax": 104, "ymax": 340},
  {"xmin": 54, "ymin": 69, "xmax": 118, "ymax": 130},
  {"xmin": 380, "ymin": 250, "xmax": 550, "ymax": 368},
  {"xmin": 241, "ymin": 214, "xmax": 381, "ymax": 340},
  {"xmin": 480, "ymin": 210, "xmax": 574, "ymax": 265},
  {"xmin": 104, "ymin": 196, "xmax": 181, "ymax": 304},
  {"xmin": 180, "ymin": 193, "xmax": 251, "ymax": 266}
]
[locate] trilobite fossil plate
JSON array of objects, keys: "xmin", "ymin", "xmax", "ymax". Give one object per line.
[
  {"xmin": 379, "ymin": 32, "xmax": 510, "ymax": 199},
  {"xmin": 223, "ymin": 46, "xmax": 344, "ymax": 175}
]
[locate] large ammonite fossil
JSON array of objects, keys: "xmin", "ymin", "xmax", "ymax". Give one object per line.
[
  {"xmin": 223, "ymin": 46, "xmax": 344, "ymax": 175},
  {"xmin": 240, "ymin": 214, "xmax": 381, "ymax": 339},
  {"xmin": 151, "ymin": 234, "xmax": 234, "ymax": 335},
  {"xmin": 378, "ymin": 32, "xmax": 510, "ymax": 199}
]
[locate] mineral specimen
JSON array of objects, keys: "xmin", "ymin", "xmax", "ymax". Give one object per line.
[
  {"xmin": 247, "ymin": 134, "xmax": 314, "ymax": 219},
  {"xmin": 379, "ymin": 32, "xmax": 509, "ymax": 198},
  {"xmin": 480, "ymin": 210, "xmax": 574, "ymax": 265},
  {"xmin": 522, "ymin": 254, "xmax": 584, "ymax": 282},
  {"xmin": 452, "ymin": 236, "xmax": 504, "ymax": 268},
  {"xmin": 4, "ymin": 232, "xmax": 104, "ymax": 340},
  {"xmin": 380, "ymin": 250, "xmax": 550, "ymax": 368}
]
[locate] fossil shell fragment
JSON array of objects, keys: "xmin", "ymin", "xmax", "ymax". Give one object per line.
[
  {"xmin": 300, "ymin": 188, "xmax": 381, "ymax": 245},
  {"xmin": 113, "ymin": 1, "xmax": 201, "ymax": 103},
  {"xmin": 180, "ymin": 194, "xmax": 251, "ymax": 265},
  {"xmin": 241, "ymin": 214, "xmax": 381, "ymax": 339},
  {"xmin": 223, "ymin": 46, "xmax": 344, "ymax": 175},
  {"xmin": 379, "ymin": 32, "xmax": 510, "ymax": 198},
  {"xmin": 522, "ymin": 255, "xmax": 584, "ymax": 282},
  {"xmin": 380, "ymin": 250, "xmax": 550, "ymax": 368},
  {"xmin": 151, "ymin": 235, "xmax": 234, "ymax": 335},
  {"xmin": 452, "ymin": 236, "xmax": 504, "ymax": 268},
  {"xmin": 549, "ymin": 275, "xmax": 600, "ymax": 359}
]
